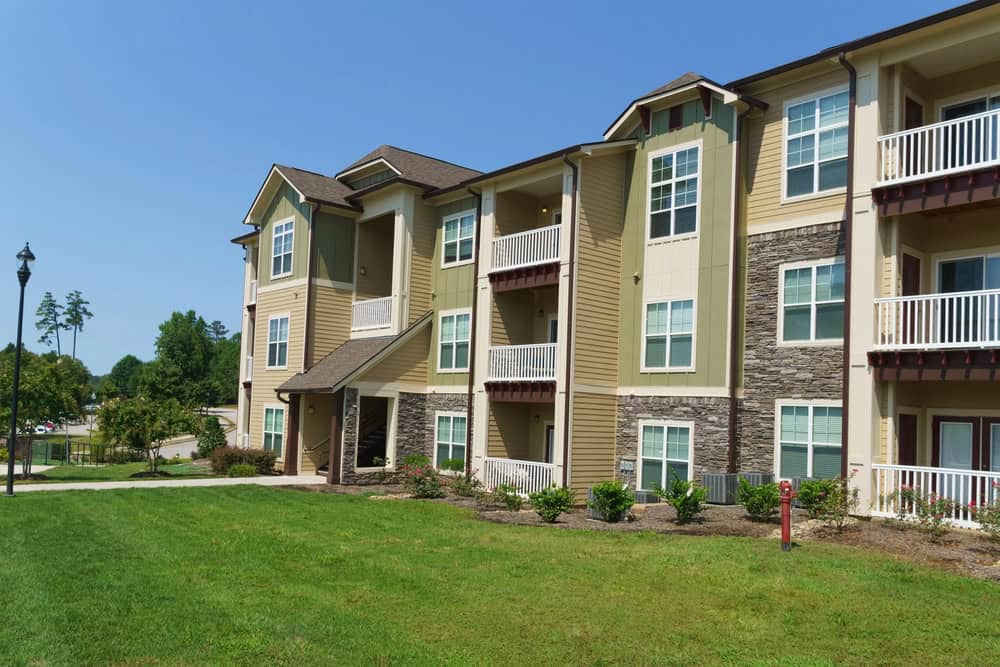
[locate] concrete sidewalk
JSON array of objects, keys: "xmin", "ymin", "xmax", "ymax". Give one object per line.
[{"xmin": 13, "ymin": 474, "xmax": 326, "ymax": 494}]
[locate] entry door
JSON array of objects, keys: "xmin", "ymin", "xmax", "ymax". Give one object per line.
[
  {"xmin": 544, "ymin": 424, "xmax": 555, "ymax": 464},
  {"xmin": 932, "ymin": 417, "xmax": 981, "ymax": 471},
  {"xmin": 901, "ymin": 254, "xmax": 921, "ymax": 344},
  {"xmin": 904, "ymin": 97, "xmax": 923, "ymax": 130},
  {"xmin": 897, "ymin": 413, "xmax": 918, "ymax": 466}
]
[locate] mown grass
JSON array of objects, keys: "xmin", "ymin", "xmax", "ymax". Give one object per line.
[
  {"xmin": 1, "ymin": 487, "xmax": 997, "ymax": 665},
  {"xmin": 18, "ymin": 461, "xmax": 215, "ymax": 484}
]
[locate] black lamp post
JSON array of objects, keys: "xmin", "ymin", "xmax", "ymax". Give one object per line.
[{"xmin": 6, "ymin": 243, "xmax": 35, "ymax": 497}]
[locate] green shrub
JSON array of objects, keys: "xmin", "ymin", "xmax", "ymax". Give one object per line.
[
  {"xmin": 402, "ymin": 453, "xmax": 431, "ymax": 468},
  {"xmin": 588, "ymin": 481, "xmax": 634, "ymax": 523},
  {"xmin": 227, "ymin": 463, "xmax": 257, "ymax": 478},
  {"xmin": 209, "ymin": 447, "xmax": 277, "ymax": 475},
  {"xmin": 450, "ymin": 472, "xmax": 482, "ymax": 497},
  {"xmin": 441, "ymin": 458, "xmax": 465, "ymax": 472},
  {"xmin": 401, "ymin": 461, "xmax": 445, "ymax": 499},
  {"xmin": 971, "ymin": 491, "xmax": 1000, "ymax": 541},
  {"xmin": 737, "ymin": 478, "xmax": 780, "ymax": 521},
  {"xmin": 0, "ymin": 448, "xmax": 6, "ymax": 463},
  {"xmin": 656, "ymin": 477, "xmax": 708, "ymax": 524},
  {"xmin": 528, "ymin": 485, "xmax": 575, "ymax": 522},
  {"xmin": 797, "ymin": 479, "xmax": 839, "ymax": 519},
  {"xmin": 915, "ymin": 493, "xmax": 955, "ymax": 541},
  {"xmin": 197, "ymin": 416, "xmax": 228, "ymax": 458},
  {"xmin": 490, "ymin": 484, "xmax": 523, "ymax": 511}
]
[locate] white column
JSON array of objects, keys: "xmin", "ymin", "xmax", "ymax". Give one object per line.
[
  {"xmin": 471, "ymin": 185, "xmax": 496, "ymax": 478},
  {"xmin": 235, "ymin": 243, "xmax": 256, "ymax": 448},
  {"xmin": 553, "ymin": 163, "xmax": 578, "ymax": 487}
]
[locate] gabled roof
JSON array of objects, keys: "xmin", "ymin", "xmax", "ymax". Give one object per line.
[
  {"xmin": 275, "ymin": 164, "xmax": 357, "ymax": 209},
  {"xmin": 336, "ymin": 144, "xmax": 481, "ymax": 190},
  {"xmin": 276, "ymin": 311, "xmax": 433, "ymax": 394},
  {"xmin": 641, "ymin": 71, "xmax": 709, "ymax": 99}
]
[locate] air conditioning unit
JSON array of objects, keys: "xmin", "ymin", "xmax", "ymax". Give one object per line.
[
  {"xmin": 633, "ymin": 490, "xmax": 661, "ymax": 504},
  {"xmin": 739, "ymin": 471, "xmax": 775, "ymax": 487},
  {"xmin": 702, "ymin": 472, "xmax": 739, "ymax": 504}
]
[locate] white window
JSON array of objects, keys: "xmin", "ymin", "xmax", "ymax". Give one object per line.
[
  {"xmin": 263, "ymin": 406, "xmax": 285, "ymax": 457},
  {"xmin": 648, "ymin": 145, "xmax": 699, "ymax": 240},
  {"xmin": 267, "ymin": 315, "xmax": 289, "ymax": 368},
  {"xmin": 780, "ymin": 259, "xmax": 844, "ymax": 343},
  {"xmin": 785, "ymin": 89, "xmax": 849, "ymax": 198},
  {"xmin": 442, "ymin": 211, "xmax": 475, "ymax": 266},
  {"xmin": 776, "ymin": 403, "xmax": 842, "ymax": 479},
  {"xmin": 643, "ymin": 299, "xmax": 694, "ymax": 370},
  {"xmin": 434, "ymin": 412, "xmax": 467, "ymax": 469},
  {"xmin": 271, "ymin": 219, "xmax": 294, "ymax": 277},
  {"xmin": 438, "ymin": 311, "xmax": 471, "ymax": 371},
  {"xmin": 639, "ymin": 421, "xmax": 692, "ymax": 491}
]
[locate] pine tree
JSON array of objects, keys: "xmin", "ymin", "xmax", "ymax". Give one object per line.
[
  {"xmin": 35, "ymin": 291, "xmax": 66, "ymax": 355},
  {"xmin": 64, "ymin": 290, "xmax": 94, "ymax": 359}
]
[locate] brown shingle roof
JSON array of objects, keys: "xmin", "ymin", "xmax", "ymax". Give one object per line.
[
  {"xmin": 339, "ymin": 145, "xmax": 481, "ymax": 190},
  {"xmin": 640, "ymin": 71, "xmax": 707, "ymax": 99},
  {"xmin": 276, "ymin": 312, "xmax": 432, "ymax": 394},
  {"xmin": 274, "ymin": 164, "xmax": 358, "ymax": 210}
]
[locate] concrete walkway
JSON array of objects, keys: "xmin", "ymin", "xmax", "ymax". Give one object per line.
[{"xmin": 14, "ymin": 474, "xmax": 326, "ymax": 494}]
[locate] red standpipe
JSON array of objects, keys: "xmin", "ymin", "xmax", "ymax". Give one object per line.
[{"xmin": 780, "ymin": 480, "xmax": 796, "ymax": 552}]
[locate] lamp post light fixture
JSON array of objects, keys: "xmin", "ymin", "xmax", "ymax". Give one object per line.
[{"xmin": 6, "ymin": 243, "xmax": 36, "ymax": 497}]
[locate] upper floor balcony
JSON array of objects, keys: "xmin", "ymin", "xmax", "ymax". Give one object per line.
[
  {"xmin": 246, "ymin": 279, "xmax": 257, "ymax": 311},
  {"xmin": 487, "ymin": 343, "xmax": 557, "ymax": 382},
  {"xmin": 488, "ymin": 173, "xmax": 564, "ymax": 292},
  {"xmin": 351, "ymin": 295, "xmax": 395, "ymax": 332},
  {"xmin": 491, "ymin": 224, "xmax": 561, "ymax": 274}
]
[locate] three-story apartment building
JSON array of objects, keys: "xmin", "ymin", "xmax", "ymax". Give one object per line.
[{"xmin": 233, "ymin": 0, "xmax": 1000, "ymax": 524}]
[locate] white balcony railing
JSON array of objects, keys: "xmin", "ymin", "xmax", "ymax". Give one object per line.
[
  {"xmin": 244, "ymin": 355, "xmax": 253, "ymax": 382},
  {"xmin": 872, "ymin": 464, "xmax": 1000, "ymax": 529},
  {"xmin": 874, "ymin": 288, "xmax": 1000, "ymax": 350},
  {"xmin": 248, "ymin": 279, "xmax": 257, "ymax": 306},
  {"xmin": 877, "ymin": 108, "xmax": 1000, "ymax": 186},
  {"xmin": 483, "ymin": 457, "xmax": 555, "ymax": 496},
  {"xmin": 487, "ymin": 343, "xmax": 557, "ymax": 382},
  {"xmin": 491, "ymin": 224, "xmax": 561, "ymax": 273},
  {"xmin": 351, "ymin": 296, "xmax": 394, "ymax": 331}
]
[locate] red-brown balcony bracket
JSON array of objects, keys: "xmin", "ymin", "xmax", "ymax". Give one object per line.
[{"xmin": 638, "ymin": 106, "xmax": 651, "ymax": 135}]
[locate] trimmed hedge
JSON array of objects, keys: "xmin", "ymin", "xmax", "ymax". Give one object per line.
[{"xmin": 209, "ymin": 447, "xmax": 276, "ymax": 475}]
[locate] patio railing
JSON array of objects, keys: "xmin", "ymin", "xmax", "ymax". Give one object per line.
[
  {"xmin": 872, "ymin": 463, "xmax": 1000, "ymax": 529},
  {"xmin": 483, "ymin": 457, "xmax": 554, "ymax": 496}
]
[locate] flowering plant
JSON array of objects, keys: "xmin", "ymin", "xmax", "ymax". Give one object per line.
[{"xmin": 401, "ymin": 461, "xmax": 445, "ymax": 499}]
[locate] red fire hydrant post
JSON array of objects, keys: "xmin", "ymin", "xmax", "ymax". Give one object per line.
[{"xmin": 779, "ymin": 480, "xmax": 796, "ymax": 552}]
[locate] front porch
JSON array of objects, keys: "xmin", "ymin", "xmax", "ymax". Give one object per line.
[{"xmin": 480, "ymin": 402, "xmax": 557, "ymax": 495}]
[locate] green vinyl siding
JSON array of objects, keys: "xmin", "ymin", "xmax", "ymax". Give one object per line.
[
  {"xmin": 312, "ymin": 211, "xmax": 355, "ymax": 284},
  {"xmin": 618, "ymin": 98, "xmax": 736, "ymax": 388},
  {"xmin": 428, "ymin": 197, "xmax": 477, "ymax": 385},
  {"xmin": 258, "ymin": 182, "xmax": 311, "ymax": 287}
]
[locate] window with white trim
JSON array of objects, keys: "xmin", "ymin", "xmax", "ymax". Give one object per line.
[
  {"xmin": 263, "ymin": 406, "xmax": 285, "ymax": 457},
  {"xmin": 434, "ymin": 412, "xmax": 467, "ymax": 469},
  {"xmin": 644, "ymin": 299, "xmax": 694, "ymax": 369},
  {"xmin": 639, "ymin": 422, "xmax": 691, "ymax": 491},
  {"xmin": 785, "ymin": 90, "xmax": 849, "ymax": 198},
  {"xmin": 778, "ymin": 404, "xmax": 842, "ymax": 479},
  {"xmin": 267, "ymin": 316, "xmax": 289, "ymax": 368},
  {"xmin": 649, "ymin": 146, "xmax": 699, "ymax": 239},
  {"xmin": 442, "ymin": 212, "xmax": 475, "ymax": 266},
  {"xmin": 438, "ymin": 311, "xmax": 470, "ymax": 371},
  {"xmin": 781, "ymin": 260, "xmax": 844, "ymax": 342},
  {"xmin": 271, "ymin": 220, "xmax": 294, "ymax": 277}
]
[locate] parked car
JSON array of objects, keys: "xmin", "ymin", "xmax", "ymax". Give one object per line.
[{"xmin": 33, "ymin": 424, "xmax": 47, "ymax": 434}]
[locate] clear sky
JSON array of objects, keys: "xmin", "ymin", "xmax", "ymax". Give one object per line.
[{"xmin": 0, "ymin": 0, "xmax": 958, "ymax": 374}]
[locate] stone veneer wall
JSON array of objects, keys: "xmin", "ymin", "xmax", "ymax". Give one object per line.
[
  {"xmin": 616, "ymin": 395, "xmax": 729, "ymax": 488},
  {"xmin": 739, "ymin": 222, "xmax": 845, "ymax": 473},
  {"xmin": 339, "ymin": 389, "xmax": 471, "ymax": 485}
]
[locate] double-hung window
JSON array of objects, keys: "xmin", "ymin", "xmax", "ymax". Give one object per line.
[
  {"xmin": 644, "ymin": 299, "xmax": 694, "ymax": 369},
  {"xmin": 649, "ymin": 146, "xmax": 699, "ymax": 239},
  {"xmin": 272, "ymin": 220, "xmax": 294, "ymax": 277},
  {"xmin": 263, "ymin": 406, "xmax": 285, "ymax": 457},
  {"xmin": 781, "ymin": 260, "xmax": 844, "ymax": 342},
  {"xmin": 435, "ymin": 412, "xmax": 467, "ymax": 468},
  {"xmin": 639, "ymin": 421, "xmax": 692, "ymax": 490},
  {"xmin": 785, "ymin": 90, "xmax": 849, "ymax": 198},
  {"xmin": 267, "ymin": 315, "xmax": 289, "ymax": 368},
  {"xmin": 439, "ymin": 311, "xmax": 470, "ymax": 371},
  {"xmin": 778, "ymin": 404, "xmax": 842, "ymax": 479},
  {"xmin": 442, "ymin": 211, "xmax": 475, "ymax": 266}
]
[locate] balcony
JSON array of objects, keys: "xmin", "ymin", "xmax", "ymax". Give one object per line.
[
  {"xmin": 872, "ymin": 464, "xmax": 1000, "ymax": 530},
  {"xmin": 482, "ymin": 457, "xmax": 555, "ymax": 496},
  {"xmin": 244, "ymin": 355, "xmax": 253, "ymax": 384},
  {"xmin": 247, "ymin": 279, "xmax": 257, "ymax": 309},
  {"xmin": 489, "ymin": 224, "xmax": 561, "ymax": 291},
  {"xmin": 488, "ymin": 343, "xmax": 557, "ymax": 382},
  {"xmin": 874, "ymin": 109, "xmax": 1000, "ymax": 215},
  {"xmin": 351, "ymin": 295, "xmax": 394, "ymax": 332}
]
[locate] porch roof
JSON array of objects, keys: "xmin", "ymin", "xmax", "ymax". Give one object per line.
[{"xmin": 276, "ymin": 311, "xmax": 432, "ymax": 394}]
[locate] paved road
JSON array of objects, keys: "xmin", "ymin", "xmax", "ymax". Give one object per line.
[{"xmin": 14, "ymin": 474, "xmax": 326, "ymax": 494}]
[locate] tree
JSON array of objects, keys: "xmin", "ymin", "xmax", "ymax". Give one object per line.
[
  {"xmin": 149, "ymin": 311, "xmax": 216, "ymax": 408},
  {"xmin": 208, "ymin": 320, "xmax": 229, "ymax": 343},
  {"xmin": 98, "ymin": 397, "xmax": 192, "ymax": 473},
  {"xmin": 197, "ymin": 416, "xmax": 227, "ymax": 458},
  {"xmin": 210, "ymin": 332, "xmax": 241, "ymax": 405},
  {"xmin": 35, "ymin": 292, "xmax": 66, "ymax": 355},
  {"xmin": 109, "ymin": 354, "xmax": 144, "ymax": 398},
  {"xmin": 64, "ymin": 290, "xmax": 94, "ymax": 360}
]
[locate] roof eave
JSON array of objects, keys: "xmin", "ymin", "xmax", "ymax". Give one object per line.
[{"xmin": 602, "ymin": 81, "xmax": 756, "ymax": 140}]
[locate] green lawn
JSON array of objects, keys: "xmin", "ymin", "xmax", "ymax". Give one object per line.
[
  {"xmin": 19, "ymin": 461, "xmax": 216, "ymax": 484},
  {"xmin": 2, "ymin": 488, "xmax": 998, "ymax": 665}
]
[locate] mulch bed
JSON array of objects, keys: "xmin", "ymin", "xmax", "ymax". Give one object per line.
[{"xmin": 287, "ymin": 483, "xmax": 1000, "ymax": 582}]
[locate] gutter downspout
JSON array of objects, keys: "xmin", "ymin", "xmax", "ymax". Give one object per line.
[
  {"xmin": 464, "ymin": 187, "xmax": 483, "ymax": 478},
  {"xmin": 727, "ymin": 105, "xmax": 754, "ymax": 474},
  {"xmin": 561, "ymin": 156, "xmax": 579, "ymax": 488},
  {"xmin": 838, "ymin": 52, "xmax": 857, "ymax": 481},
  {"xmin": 304, "ymin": 203, "xmax": 317, "ymax": 369}
]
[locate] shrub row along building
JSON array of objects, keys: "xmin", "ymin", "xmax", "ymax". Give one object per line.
[{"xmin": 232, "ymin": 1, "xmax": 1000, "ymax": 525}]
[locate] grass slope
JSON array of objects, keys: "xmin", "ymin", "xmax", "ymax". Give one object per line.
[{"xmin": 1, "ymin": 487, "xmax": 998, "ymax": 665}]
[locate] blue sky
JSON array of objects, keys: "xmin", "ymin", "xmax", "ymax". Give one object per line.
[{"xmin": 0, "ymin": 0, "xmax": 957, "ymax": 374}]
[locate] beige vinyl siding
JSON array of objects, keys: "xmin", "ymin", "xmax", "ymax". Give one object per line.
[
  {"xmin": 486, "ymin": 403, "xmax": 529, "ymax": 459},
  {"xmin": 307, "ymin": 285, "xmax": 352, "ymax": 366},
  {"xmin": 409, "ymin": 199, "xmax": 436, "ymax": 325},
  {"xmin": 313, "ymin": 211, "xmax": 355, "ymax": 284},
  {"xmin": 568, "ymin": 392, "xmax": 617, "ymax": 495},
  {"xmin": 743, "ymin": 67, "xmax": 848, "ymax": 229},
  {"xmin": 248, "ymin": 286, "xmax": 307, "ymax": 464},
  {"xmin": 299, "ymin": 394, "xmax": 337, "ymax": 474},
  {"xmin": 574, "ymin": 153, "xmax": 625, "ymax": 387},
  {"xmin": 257, "ymin": 182, "xmax": 311, "ymax": 288},
  {"xmin": 359, "ymin": 327, "xmax": 430, "ymax": 385}
]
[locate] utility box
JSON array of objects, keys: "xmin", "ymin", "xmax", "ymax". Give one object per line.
[
  {"xmin": 702, "ymin": 472, "xmax": 739, "ymax": 505},
  {"xmin": 739, "ymin": 471, "xmax": 775, "ymax": 487}
]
